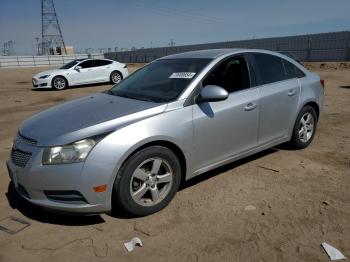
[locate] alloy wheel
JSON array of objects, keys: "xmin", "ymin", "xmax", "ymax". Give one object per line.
[
  {"xmin": 53, "ymin": 77, "xmax": 66, "ymax": 89},
  {"xmin": 298, "ymin": 112, "xmax": 314, "ymax": 143},
  {"xmin": 129, "ymin": 158, "xmax": 173, "ymax": 207},
  {"xmin": 112, "ymin": 72, "xmax": 122, "ymax": 84}
]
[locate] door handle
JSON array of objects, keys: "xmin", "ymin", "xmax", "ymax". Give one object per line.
[
  {"xmin": 288, "ymin": 89, "xmax": 297, "ymax": 96},
  {"xmin": 244, "ymin": 102, "xmax": 257, "ymax": 111}
]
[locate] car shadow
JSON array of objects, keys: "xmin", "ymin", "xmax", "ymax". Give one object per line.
[
  {"xmin": 6, "ymin": 147, "xmax": 283, "ymax": 222},
  {"xmin": 179, "ymin": 147, "xmax": 279, "ymax": 190},
  {"xmin": 5, "ymin": 183, "xmax": 105, "ymax": 226},
  {"xmin": 110, "ymin": 147, "xmax": 281, "ymax": 219},
  {"xmin": 32, "ymin": 82, "xmax": 113, "ymax": 91}
]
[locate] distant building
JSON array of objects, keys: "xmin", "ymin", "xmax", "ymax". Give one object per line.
[{"xmin": 49, "ymin": 45, "xmax": 74, "ymax": 55}]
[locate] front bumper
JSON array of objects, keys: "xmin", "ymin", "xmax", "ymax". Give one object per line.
[
  {"xmin": 32, "ymin": 77, "xmax": 51, "ymax": 89},
  {"xmin": 6, "ymin": 139, "xmax": 113, "ymax": 214}
]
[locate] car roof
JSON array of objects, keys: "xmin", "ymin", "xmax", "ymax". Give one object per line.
[
  {"xmin": 75, "ymin": 58, "xmax": 114, "ymax": 63},
  {"xmin": 161, "ymin": 49, "xmax": 244, "ymax": 59},
  {"xmin": 159, "ymin": 48, "xmax": 297, "ymax": 61}
]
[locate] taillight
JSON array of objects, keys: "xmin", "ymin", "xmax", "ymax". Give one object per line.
[
  {"xmin": 320, "ymin": 79, "xmax": 325, "ymax": 88},
  {"xmin": 123, "ymin": 64, "xmax": 128, "ymax": 68}
]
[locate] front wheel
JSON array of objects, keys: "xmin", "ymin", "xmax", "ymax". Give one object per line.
[
  {"xmin": 51, "ymin": 76, "xmax": 67, "ymax": 90},
  {"xmin": 113, "ymin": 146, "xmax": 181, "ymax": 216},
  {"xmin": 110, "ymin": 71, "xmax": 123, "ymax": 84},
  {"xmin": 289, "ymin": 105, "xmax": 318, "ymax": 149}
]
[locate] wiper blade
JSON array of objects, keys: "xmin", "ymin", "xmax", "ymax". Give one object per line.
[
  {"xmin": 105, "ymin": 89, "xmax": 115, "ymax": 95},
  {"xmin": 106, "ymin": 90, "xmax": 159, "ymax": 103},
  {"xmin": 115, "ymin": 92, "xmax": 156, "ymax": 102}
]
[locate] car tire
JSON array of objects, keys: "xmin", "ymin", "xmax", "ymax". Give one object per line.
[
  {"xmin": 52, "ymin": 76, "xmax": 68, "ymax": 90},
  {"xmin": 113, "ymin": 146, "xmax": 181, "ymax": 216},
  {"xmin": 110, "ymin": 71, "xmax": 123, "ymax": 84},
  {"xmin": 289, "ymin": 105, "xmax": 318, "ymax": 149}
]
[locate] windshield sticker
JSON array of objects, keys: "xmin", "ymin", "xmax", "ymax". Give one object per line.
[{"xmin": 169, "ymin": 72, "xmax": 196, "ymax": 79}]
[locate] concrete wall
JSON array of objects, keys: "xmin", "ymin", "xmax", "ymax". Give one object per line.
[{"xmin": 0, "ymin": 54, "xmax": 104, "ymax": 68}]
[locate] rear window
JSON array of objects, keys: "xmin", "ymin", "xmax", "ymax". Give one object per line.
[
  {"xmin": 282, "ymin": 59, "xmax": 305, "ymax": 79},
  {"xmin": 253, "ymin": 53, "xmax": 286, "ymax": 85}
]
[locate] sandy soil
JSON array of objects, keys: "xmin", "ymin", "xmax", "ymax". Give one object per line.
[{"xmin": 0, "ymin": 62, "xmax": 349, "ymax": 262}]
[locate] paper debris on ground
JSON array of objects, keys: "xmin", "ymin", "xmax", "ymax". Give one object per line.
[
  {"xmin": 321, "ymin": 242, "xmax": 346, "ymax": 260},
  {"xmin": 244, "ymin": 205, "xmax": 257, "ymax": 211},
  {"xmin": 124, "ymin": 237, "xmax": 143, "ymax": 252}
]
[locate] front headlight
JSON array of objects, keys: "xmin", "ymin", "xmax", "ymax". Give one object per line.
[
  {"xmin": 39, "ymin": 75, "xmax": 50, "ymax": 79},
  {"xmin": 42, "ymin": 139, "xmax": 96, "ymax": 165}
]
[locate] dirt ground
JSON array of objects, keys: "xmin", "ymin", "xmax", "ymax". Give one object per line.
[{"xmin": 0, "ymin": 62, "xmax": 349, "ymax": 262}]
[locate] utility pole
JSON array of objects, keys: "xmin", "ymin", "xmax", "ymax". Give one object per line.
[
  {"xmin": 35, "ymin": 37, "xmax": 40, "ymax": 55},
  {"xmin": 41, "ymin": 0, "xmax": 66, "ymax": 55},
  {"xmin": 169, "ymin": 39, "xmax": 175, "ymax": 47}
]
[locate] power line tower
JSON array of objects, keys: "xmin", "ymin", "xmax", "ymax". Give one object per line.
[
  {"xmin": 3, "ymin": 40, "xmax": 15, "ymax": 56},
  {"xmin": 41, "ymin": 0, "xmax": 66, "ymax": 55},
  {"xmin": 169, "ymin": 38, "xmax": 176, "ymax": 47}
]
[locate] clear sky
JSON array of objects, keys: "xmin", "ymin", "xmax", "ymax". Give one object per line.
[{"xmin": 1, "ymin": 0, "xmax": 350, "ymax": 55}]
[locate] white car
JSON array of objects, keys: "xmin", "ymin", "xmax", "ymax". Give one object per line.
[{"xmin": 32, "ymin": 58, "xmax": 129, "ymax": 90}]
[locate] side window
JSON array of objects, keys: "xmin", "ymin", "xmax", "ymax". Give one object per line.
[
  {"xmin": 79, "ymin": 60, "xmax": 93, "ymax": 69},
  {"xmin": 253, "ymin": 53, "xmax": 286, "ymax": 85},
  {"xmin": 202, "ymin": 56, "xmax": 250, "ymax": 93},
  {"xmin": 94, "ymin": 60, "xmax": 112, "ymax": 67},
  {"xmin": 282, "ymin": 59, "xmax": 306, "ymax": 79}
]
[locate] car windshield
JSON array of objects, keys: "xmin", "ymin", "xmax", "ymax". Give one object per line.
[
  {"xmin": 109, "ymin": 58, "xmax": 211, "ymax": 102},
  {"xmin": 60, "ymin": 60, "xmax": 80, "ymax": 69}
]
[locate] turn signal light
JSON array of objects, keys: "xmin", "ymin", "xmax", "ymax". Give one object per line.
[
  {"xmin": 320, "ymin": 79, "xmax": 325, "ymax": 88},
  {"xmin": 93, "ymin": 184, "xmax": 107, "ymax": 193}
]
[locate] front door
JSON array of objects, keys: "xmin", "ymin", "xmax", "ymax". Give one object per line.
[
  {"xmin": 70, "ymin": 60, "xmax": 96, "ymax": 85},
  {"xmin": 192, "ymin": 55, "xmax": 259, "ymax": 172}
]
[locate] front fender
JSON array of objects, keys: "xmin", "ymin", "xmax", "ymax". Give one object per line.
[{"xmin": 80, "ymin": 105, "xmax": 193, "ymax": 211}]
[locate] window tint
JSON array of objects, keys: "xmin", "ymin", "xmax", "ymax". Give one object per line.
[
  {"xmin": 282, "ymin": 59, "xmax": 305, "ymax": 79},
  {"xmin": 60, "ymin": 60, "xmax": 80, "ymax": 69},
  {"xmin": 94, "ymin": 59, "xmax": 112, "ymax": 67},
  {"xmin": 253, "ymin": 53, "xmax": 286, "ymax": 85},
  {"xmin": 79, "ymin": 60, "xmax": 93, "ymax": 68},
  {"xmin": 110, "ymin": 58, "xmax": 210, "ymax": 102},
  {"xmin": 203, "ymin": 56, "xmax": 250, "ymax": 93}
]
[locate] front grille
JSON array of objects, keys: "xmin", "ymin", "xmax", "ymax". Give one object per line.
[
  {"xmin": 11, "ymin": 148, "xmax": 32, "ymax": 167},
  {"xmin": 44, "ymin": 191, "xmax": 88, "ymax": 205},
  {"xmin": 16, "ymin": 133, "xmax": 37, "ymax": 146}
]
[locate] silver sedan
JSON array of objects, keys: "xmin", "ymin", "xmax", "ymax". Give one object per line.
[{"xmin": 7, "ymin": 49, "xmax": 324, "ymax": 216}]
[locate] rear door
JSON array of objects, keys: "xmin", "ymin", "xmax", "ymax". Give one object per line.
[
  {"xmin": 192, "ymin": 55, "xmax": 259, "ymax": 171},
  {"xmin": 249, "ymin": 53, "xmax": 301, "ymax": 145},
  {"xmin": 93, "ymin": 59, "xmax": 113, "ymax": 82}
]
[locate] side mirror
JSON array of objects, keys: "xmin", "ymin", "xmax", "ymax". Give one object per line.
[
  {"xmin": 74, "ymin": 65, "xmax": 82, "ymax": 71},
  {"xmin": 196, "ymin": 85, "xmax": 228, "ymax": 103}
]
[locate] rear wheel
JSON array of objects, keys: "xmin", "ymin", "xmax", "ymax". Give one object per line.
[
  {"xmin": 110, "ymin": 71, "xmax": 122, "ymax": 84},
  {"xmin": 52, "ymin": 76, "xmax": 67, "ymax": 90},
  {"xmin": 113, "ymin": 146, "xmax": 181, "ymax": 216},
  {"xmin": 289, "ymin": 105, "xmax": 317, "ymax": 149}
]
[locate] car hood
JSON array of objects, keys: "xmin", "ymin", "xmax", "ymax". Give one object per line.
[
  {"xmin": 20, "ymin": 93, "xmax": 167, "ymax": 146},
  {"xmin": 34, "ymin": 69, "xmax": 67, "ymax": 78}
]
